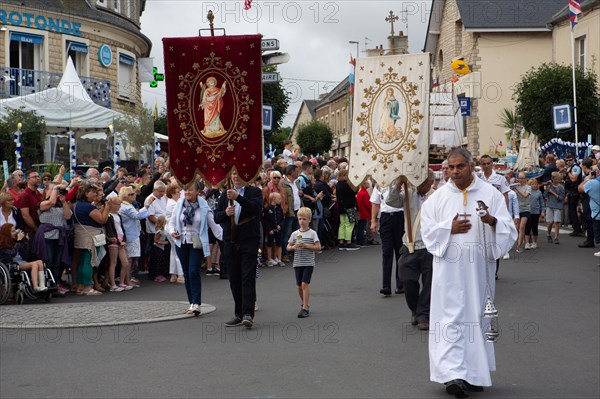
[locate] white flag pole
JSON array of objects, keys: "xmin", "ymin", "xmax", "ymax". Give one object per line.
[{"xmin": 570, "ymin": 27, "xmax": 579, "ymax": 158}]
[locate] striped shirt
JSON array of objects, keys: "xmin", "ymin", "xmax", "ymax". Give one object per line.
[{"xmin": 289, "ymin": 228, "xmax": 319, "ymax": 268}]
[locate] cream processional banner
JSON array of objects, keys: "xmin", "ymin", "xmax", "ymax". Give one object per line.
[{"xmin": 349, "ymin": 53, "xmax": 430, "ymax": 188}]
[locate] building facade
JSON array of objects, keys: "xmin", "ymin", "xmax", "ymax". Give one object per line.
[
  {"xmin": 314, "ymin": 78, "xmax": 351, "ymax": 157},
  {"xmin": 0, "ymin": 0, "xmax": 151, "ymax": 113},
  {"xmin": 290, "ymin": 99, "xmax": 318, "ymax": 144},
  {"xmin": 551, "ymin": 1, "xmax": 600, "ymax": 80},
  {"xmin": 424, "ymin": 0, "xmax": 570, "ymax": 156}
]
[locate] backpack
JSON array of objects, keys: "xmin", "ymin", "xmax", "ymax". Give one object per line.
[{"xmin": 300, "ymin": 174, "xmax": 315, "ymax": 210}]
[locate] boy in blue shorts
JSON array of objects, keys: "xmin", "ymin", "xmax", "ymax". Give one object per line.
[{"xmin": 287, "ymin": 207, "xmax": 321, "ymax": 318}]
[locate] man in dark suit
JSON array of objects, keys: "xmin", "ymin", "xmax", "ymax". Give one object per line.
[{"xmin": 215, "ymin": 171, "xmax": 263, "ymax": 328}]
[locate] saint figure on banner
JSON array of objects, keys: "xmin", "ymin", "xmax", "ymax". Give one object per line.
[
  {"xmin": 376, "ymin": 87, "xmax": 403, "ymax": 144},
  {"xmin": 199, "ymin": 76, "xmax": 227, "ymax": 138}
]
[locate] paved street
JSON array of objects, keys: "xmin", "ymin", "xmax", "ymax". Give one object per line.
[{"xmin": 1, "ymin": 230, "xmax": 598, "ymax": 399}]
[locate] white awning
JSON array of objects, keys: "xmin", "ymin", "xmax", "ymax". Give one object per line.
[{"xmin": 80, "ymin": 132, "xmax": 107, "ymax": 140}]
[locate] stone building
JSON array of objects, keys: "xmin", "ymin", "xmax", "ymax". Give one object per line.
[
  {"xmin": 550, "ymin": 1, "xmax": 600, "ymax": 83},
  {"xmin": 0, "ymin": 0, "xmax": 151, "ymax": 113},
  {"xmin": 423, "ymin": 0, "xmax": 577, "ymax": 156},
  {"xmin": 315, "ymin": 77, "xmax": 351, "ymax": 156}
]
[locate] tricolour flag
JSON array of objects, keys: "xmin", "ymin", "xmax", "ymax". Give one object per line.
[
  {"xmin": 349, "ymin": 53, "xmax": 430, "ymax": 188},
  {"xmin": 349, "ymin": 55, "xmax": 355, "ymax": 97},
  {"xmin": 569, "ymin": 0, "xmax": 582, "ymax": 30}
]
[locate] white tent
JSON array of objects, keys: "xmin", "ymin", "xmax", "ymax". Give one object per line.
[{"xmin": 0, "ymin": 58, "xmax": 122, "ymax": 129}]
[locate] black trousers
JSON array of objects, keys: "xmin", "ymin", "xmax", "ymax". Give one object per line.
[
  {"xmin": 399, "ymin": 246, "xmax": 432, "ymax": 323},
  {"xmin": 581, "ymin": 197, "xmax": 595, "ymax": 241},
  {"xmin": 224, "ymin": 239, "xmax": 259, "ymax": 318},
  {"xmin": 380, "ymin": 211, "xmax": 404, "ymax": 290},
  {"xmin": 568, "ymin": 194, "xmax": 582, "ymax": 233}
]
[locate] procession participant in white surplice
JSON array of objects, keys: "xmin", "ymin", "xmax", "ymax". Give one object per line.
[{"xmin": 420, "ymin": 148, "xmax": 517, "ymax": 398}]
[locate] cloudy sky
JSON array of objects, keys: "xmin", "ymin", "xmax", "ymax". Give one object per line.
[{"xmin": 140, "ymin": 0, "xmax": 433, "ymax": 128}]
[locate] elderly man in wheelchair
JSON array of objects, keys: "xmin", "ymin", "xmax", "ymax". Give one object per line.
[{"xmin": 0, "ymin": 223, "xmax": 57, "ymax": 304}]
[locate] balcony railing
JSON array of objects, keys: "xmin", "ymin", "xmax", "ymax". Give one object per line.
[{"xmin": 0, "ymin": 66, "xmax": 112, "ymax": 109}]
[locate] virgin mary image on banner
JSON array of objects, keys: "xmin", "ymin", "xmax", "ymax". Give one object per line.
[
  {"xmin": 199, "ymin": 76, "xmax": 227, "ymax": 138},
  {"xmin": 376, "ymin": 87, "xmax": 403, "ymax": 144}
]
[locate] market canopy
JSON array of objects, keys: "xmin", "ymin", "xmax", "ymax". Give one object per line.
[{"xmin": 0, "ymin": 58, "xmax": 122, "ymax": 129}]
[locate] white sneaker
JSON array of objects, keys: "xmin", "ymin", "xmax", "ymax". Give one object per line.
[
  {"xmin": 110, "ymin": 285, "xmax": 124, "ymax": 292},
  {"xmin": 276, "ymin": 258, "xmax": 286, "ymax": 267},
  {"xmin": 267, "ymin": 259, "xmax": 277, "ymax": 267},
  {"xmin": 531, "ymin": 242, "xmax": 538, "ymax": 249},
  {"xmin": 524, "ymin": 243, "xmax": 531, "ymax": 250},
  {"xmin": 191, "ymin": 304, "xmax": 201, "ymax": 316},
  {"xmin": 595, "ymin": 251, "xmax": 600, "ymax": 257},
  {"xmin": 503, "ymin": 253, "xmax": 510, "ymax": 260}
]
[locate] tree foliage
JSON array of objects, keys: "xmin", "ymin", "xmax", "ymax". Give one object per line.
[
  {"xmin": 265, "ymin": 126, "xmax": 291, "ymax": 155},
  {"xmin": 0, "ymin": 107, "xmax": 46, "ymax": 170},
  {"xmin": 513, "ymin": 63, "xmax": 600, "ymax": 143},
  {"xmin": 262, "ymin": 65, "xmax": 290, "ymax": 133},
  {"xmin": 114, "ymin": 105, "xmax": 155, "ymax": 158},
  {"xmin": 296, "ymin": 121, "xmax": 333, "ymax": 156},
  {"xmin": 154, "ymin": 106, "xmax": 169, "ymax": 136}
]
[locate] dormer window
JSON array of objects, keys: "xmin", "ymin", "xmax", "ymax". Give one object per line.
[{"xmin": 97, "ymin": 0, "xmax": 121, "ymax": 14}]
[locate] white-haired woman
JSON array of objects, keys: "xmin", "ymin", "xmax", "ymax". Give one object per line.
[
  {"xmin": 119, "ymin": 185, "xmax": 152, "ymax": 285},
  {"xmin": 165, "ymin": 184, "xmax": 184, "ymax": 283}
]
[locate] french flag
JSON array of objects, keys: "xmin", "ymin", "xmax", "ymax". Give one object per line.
[
  {"xmin": 569, "ymin": 0, "xmax": 582, "ymax": 30},
  {"xmin": 349, "ymin": 55, "xmax": 355, "ymax": 96}
]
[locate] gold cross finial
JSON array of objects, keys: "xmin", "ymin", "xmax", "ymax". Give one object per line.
[
  {"xmin": 385, "ymin": 10, "xmax": 399, "ymax": 36},
  {"xmin": 207, "ymin": 10, "xmax": 215, "ymax": 36}
]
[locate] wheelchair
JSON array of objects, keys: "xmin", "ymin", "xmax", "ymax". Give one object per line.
[{"xmin": 0, "ymin": 261, "xmax": 58, "ymax": 305}]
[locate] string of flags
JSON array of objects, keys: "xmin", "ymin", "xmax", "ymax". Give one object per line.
[
  {"xmin": 114, "ymin": 138, "xmax": 122, "ymax": 168},
  {"xmin": 69, "ymin": 131, "xmax": 77, "ymax": 175},
  {"xmin": 154, "ymin": 139, "xmax": 161, "ymax": 161},
  {"xmin": 539, "ymin": 137, "xmax": 590, "ymax": 159},
  {"xmin": 265, "ymin": 144, "xmax": 275, "ymax": 160},
  {"xmin": 13, "ymin": 126, "xmax": 22, "ymax": 171}
]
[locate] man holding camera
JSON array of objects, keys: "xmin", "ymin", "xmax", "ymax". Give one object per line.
[{"xmin": 580, "ymin": 160, "xmax": 599, "ymax": 252}]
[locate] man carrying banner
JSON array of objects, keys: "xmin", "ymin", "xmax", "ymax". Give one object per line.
[
  {"xmin": 215, "ymin": 171, "xmax": 263, "ymax": 329},
  {"xmin": 385, "ymin": 170, "xmax": 435, "ymax": 330},
  {"xmin": 420, "ymin": 148, "xmax": 517, "ymax": 397}
]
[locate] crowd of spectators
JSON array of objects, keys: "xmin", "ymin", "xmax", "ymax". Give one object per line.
[{"xmin": 1, "ymin": 143, "xmax": 599, "ymax": 302}]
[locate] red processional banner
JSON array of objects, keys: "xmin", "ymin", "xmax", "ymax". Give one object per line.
[{"xmin": 163, "ymin": 34, "xmax": 263, "ymax": 185}]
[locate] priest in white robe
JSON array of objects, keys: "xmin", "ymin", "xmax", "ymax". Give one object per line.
[{"xmin": 420, "ymin": 148, "xmax": 517, "ymax": 398}]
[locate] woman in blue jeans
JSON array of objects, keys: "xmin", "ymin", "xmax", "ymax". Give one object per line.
[{"xmin": 168, "ymin": 181, "xmax": 222, "ymax": 315}]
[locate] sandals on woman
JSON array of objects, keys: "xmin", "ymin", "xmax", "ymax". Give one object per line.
[{"xmin": 77, "ymin": 289, "xmax": 103, "ymax": 296}]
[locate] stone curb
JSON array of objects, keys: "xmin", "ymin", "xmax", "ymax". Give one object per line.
[{"xmin": 0, "ymin": 301, "xmax": 217, "ymax": 329}]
